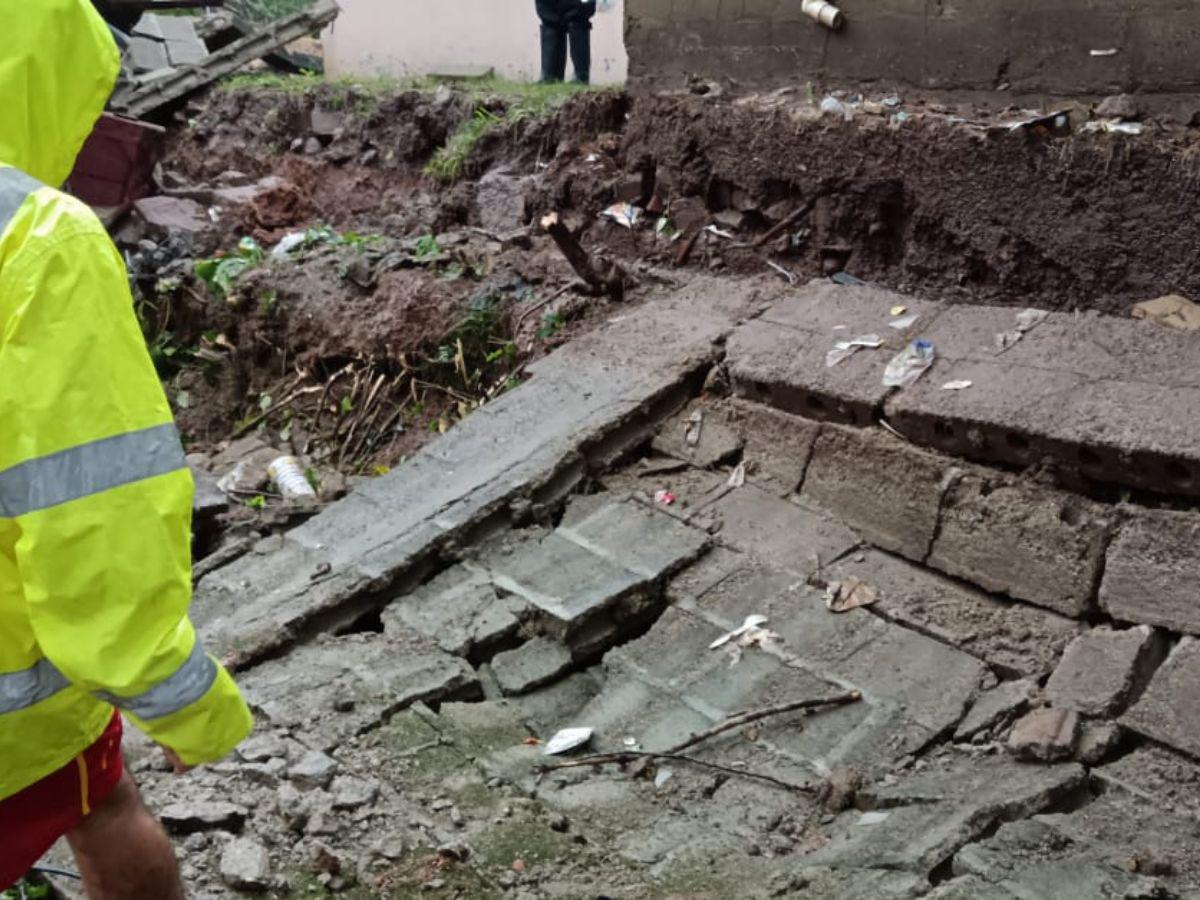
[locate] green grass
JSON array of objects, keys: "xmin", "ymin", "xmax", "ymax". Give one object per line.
[{"xmin": 423, "ymin": 80, "xmax": 598, "ymax": 183}]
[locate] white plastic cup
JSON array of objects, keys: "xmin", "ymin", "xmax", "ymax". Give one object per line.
[{"xmin": 267, "ymin": 456, "xmax": 317, "ymax": 499}]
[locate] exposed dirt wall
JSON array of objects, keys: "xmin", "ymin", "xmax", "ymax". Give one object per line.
[{"xmin": 627, "ymin": 0, "xmax": 1200, "ymax": 105}]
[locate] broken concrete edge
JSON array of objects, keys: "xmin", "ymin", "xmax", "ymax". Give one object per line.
[
  {"xmin": 198, "ymin": 324, "xmax": 731, "ymax": 671},
  {"xmin": 730, "ymin": 281, "xmax": 1200, "ymax": 500}
]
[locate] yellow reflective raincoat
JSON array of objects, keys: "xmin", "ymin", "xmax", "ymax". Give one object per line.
[{"xmin": 0, "ymin": 0, "xmax": 252, "ymax": 801}]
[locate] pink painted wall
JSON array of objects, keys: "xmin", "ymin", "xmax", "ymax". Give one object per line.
[{"xmin": 323, "ymin": 0, "xmax": 628, "ymax": 83}]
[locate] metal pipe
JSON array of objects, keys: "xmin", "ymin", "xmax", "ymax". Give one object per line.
[{"xmin": 801, "ymin": 0, "xmax": 844, "ymax": 30}]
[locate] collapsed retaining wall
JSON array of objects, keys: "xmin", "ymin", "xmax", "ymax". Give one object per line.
[{"xmin": 626, "ymin": 0, "xmax": 1200, "ymax": 97}]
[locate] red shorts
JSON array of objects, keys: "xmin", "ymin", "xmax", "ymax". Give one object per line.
[{"xmin": 0, "ymin": 712, "xmax": 124, "ymax": 890}]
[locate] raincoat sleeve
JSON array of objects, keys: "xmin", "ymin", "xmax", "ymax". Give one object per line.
[{"xmin": 6, "ymin": 221, "xmax": 252, "ymax": 766}]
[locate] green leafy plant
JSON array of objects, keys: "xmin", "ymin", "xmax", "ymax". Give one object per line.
[
  {"xmin": 414, "ymin": 234, "xmax": 442, "ymax": 258},
  {"xmin": 195, "ymin": 237, "xmax": 264, "ymax": 298},
  {"xmin": 246, "ymin": 495, "xmax": 267, "ymax": 510},
  {"xmin": 537, "ymin": 312, "xmax": 567, "ymax": 340}
]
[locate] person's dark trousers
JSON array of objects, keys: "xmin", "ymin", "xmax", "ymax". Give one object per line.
[{"xmin": 536, "ymin": 0, "xmax": 596, "ymax": 84}]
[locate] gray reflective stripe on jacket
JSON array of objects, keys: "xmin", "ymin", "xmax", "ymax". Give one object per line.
[
  {"xmin": 0, "ymin": 658, "xmax": 69, "ymax": 715},
  {"xmin": 1, "ymin": 640, "xmax": 217, "ymax": 719},
  {"xmin": 0, "ymin": 166, "xmax": 41, "ymax": 235},
  {"xmin": 95, "ymin": 639, "xmax": 218, "ymax": 721},
  {"xmin": 0, "ymin": 423, "xmax": 186, "ymax": 519}
]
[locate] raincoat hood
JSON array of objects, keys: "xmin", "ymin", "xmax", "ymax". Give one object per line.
[{"xmin": 0, "ymin": 0, "xmax": 121, "ymax": 186}]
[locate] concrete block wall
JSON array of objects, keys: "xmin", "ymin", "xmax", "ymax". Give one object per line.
[
  {"xmin": 626, "ymin": 0, "xmax": 1200, "ymax": 95},
  {"xmin": 751, "ymin": 413, "xmax": 1200, "ymax": 636}
]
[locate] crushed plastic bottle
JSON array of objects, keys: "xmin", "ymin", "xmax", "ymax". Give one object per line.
[
  {"xmin": 267, "ymin": 456, "xmax": 317, "ymax": 499},
  {"xmin": 883, "ymin": 339, "xmax": 935, "ymax": 388}
]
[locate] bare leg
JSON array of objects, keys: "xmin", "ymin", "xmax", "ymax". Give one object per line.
[{"xmin": 65, "ymin": 772, "xmax": 184, "ymax": 900}]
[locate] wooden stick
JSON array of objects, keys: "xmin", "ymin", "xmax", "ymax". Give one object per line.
[
  {"xmin": 548, "ymin": 692, "xmax": 862, "ymax": 776},
  {"xmin": 674, "ymin": 227, "xmax": 703, "ymax": 267},
  {"xmin": 540, "ymin": 213, "xmax": 624, "ymax": 299},
  {"xmin": 752, "ymin": 196, "xmax": 819, "ymax": 248},
  {"xmin": 546, "ymin": 749, "xmax": 817, "ymax": 794},
  {"xmin": 669, "ymin": 691, "xmax": 861, "ymax": 755}
]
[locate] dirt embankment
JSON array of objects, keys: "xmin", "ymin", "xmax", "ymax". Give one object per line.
[{"xmin": 154, "ymin": 81, "xmax": 1200, "ymax": 504}]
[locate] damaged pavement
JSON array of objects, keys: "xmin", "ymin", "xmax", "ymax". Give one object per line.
[
  {"xmin": 88, "ymin": 276, "xmax": 1200, "ymax": 899},
  {"xmin": 38, "ymin": 52, "xmax": 1200, "ymax": 898}
]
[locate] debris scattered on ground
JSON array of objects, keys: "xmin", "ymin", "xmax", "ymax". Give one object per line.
[
  {"xmin": 1083, "ymin": 119, "xmax": 1146, "ymax": 135},
  {"xmin": 541, "ymin": 211, "xmax": 628, "ymax": 299},
  {"xmin": 654, "ymin": 488, "xmax": 677, "ymax": 505},
  {"xmin": 942, "ymin": 379, "xmax": 973, "ymax": 391},
  {"xmin": 1007, "ymin": 707, "xmax": 1080, "ymax": 761},
  {"xmin": 883, "ymin": 338, "xmax": 936, "ymax": 387},
  {"xmin": 543, "ymin": 727, "xmax": 596, "ymax": 756},
  {"xmin": 824, "ymin": 577, "xmax": 879, "ymax": 613},
  {"xmin": 826, "ymin": 334, "xmax": 884, "ymax": 368},
  {"xmin": 709, "ymin": 614, "xmax": 770, "ymax": 649},
  {"xmin": 1132, "ymin": 294, "xmax": 1200, "ymax": 331},
  {"xmin": 267, "ymin": 455, "xmax": 317, "ymax": 500},
  {"xmin": 995, "ymin": 308, "xmax": 1051, "ymax": 352},
  {"xmin": 889, "ymin": 313, "xmax": 920, "ymax": 329},
  {"xmin": 727, "ymin": 460, "xmax": 748, "ymax": 488},
  {"xmin": 546, "ymin": 693, "xmax": 862, "ymax": 792},
  {"xmin": 600, "ymin": 202, "xmax": 643, "ymax": 229}
]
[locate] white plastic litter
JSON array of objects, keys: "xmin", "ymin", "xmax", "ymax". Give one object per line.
[
  {"xmin": 1082, "ymin": 119, "xmax": 1144, "ymax": 135},
  {"xmin": 709, "ymin": 615, "xmax": 769, "ymax": 650},
  {"xmin": 882, "ymin": 339, "xmax": 936, "ymax": 388},
  {"xmin": 271, "ymin": 232, "xmax": 307, "ymax": 258},
  {"xmin": 727, "ymin": 461, "xmax": 747, "ymax": 488},
  {"xmin": 542, "ymin": 728, "xmax": 595, "ymax": 756},
  {"xmin": 267, "ymin": 456, "xmax": 317, "ymax": 499},
  {"xmin": 820, "ymin": 96, "xmax": 852, "ymax": 121},
  {"xmin": 889, "ymin": 313, "xmax": 920, "ymax": 330},
  {"xmin": 857, "ymin": 811, "xmax": 890, "ymax": 825},
  {"xmin": 826, "ymin": 334, "xmax": 883, "ymax": 368},
  {"xmin": 600, "ymin": 203, "xmax": 643, "ymax": 229},
  {"xmin": 654, "ymin": 768, "xmax": 675, "ymax": 789},
  {"xmin": 942, "ymin": 380, "xmax": 973, "ymax": 391}
]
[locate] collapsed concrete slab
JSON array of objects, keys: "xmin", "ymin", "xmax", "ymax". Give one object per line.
[
  {"xmin": 807, "ymin": 756, "xmax": 1086, "ymax": 876},
  {"xmin": 1122, "ymin": 637, "xmax": 1200, "ymax": 760},
  {"xmin": 801, "ymin": 425, "xmax": 953, "ymax": 562},
  {"xmin": 193, "ymin": 278, "xmax": 773, "ymax": 665},
  {"xmin": 238, "ymin": 630, "xmax": 481, "ymax": 752},
  {"xmin": 943, "ymin": 818, "xmax": 1170, "ymax": 900},
  {"xmin": 927, "ymin": 475, "xmax": 1109, "ymax": 618},
  {"xmin": 1100, "ymin": 506, "xmax": 1200, "ymax": 635},
  {"xmin": 1045, "ymin": 625, "xmax": 1166, "ymax": 717},
  {"xmin": 832, "ymin": 550, "xmax": 1083, "ymax": 678}
]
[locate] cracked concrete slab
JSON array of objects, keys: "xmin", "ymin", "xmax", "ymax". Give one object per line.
[
  {"xmin": 705, "ymin": 484, "xmax": 860, "ymax": 575},
  {"xmin": 808, "ymin": 756, "xmax": 1086, "ymax": 875},
  {"xmin": 237, "ymin": 630, "xmax": 480, "ymax": 751},
  {"xmin": 193, "ymin": 277, "xmax": 767, "ymax": 665},
  {"xmin": 828, "ymin": 549, "xmax": 1083, "ymax": 678}
]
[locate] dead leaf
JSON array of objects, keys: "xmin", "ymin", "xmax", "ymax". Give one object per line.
[{"xmin": 824, "ymin": 577, "xmax": 879, "ymax": 613}]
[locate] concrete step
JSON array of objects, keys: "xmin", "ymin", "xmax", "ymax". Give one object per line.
[{"xmin": 727, "ymin": 279, "xmax": 1200, "ymax": 497}]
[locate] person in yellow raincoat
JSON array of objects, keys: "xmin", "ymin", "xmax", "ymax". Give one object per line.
[{"xmin": 0, "ymin": 1, "xmax": 252, "ymax": 894}]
